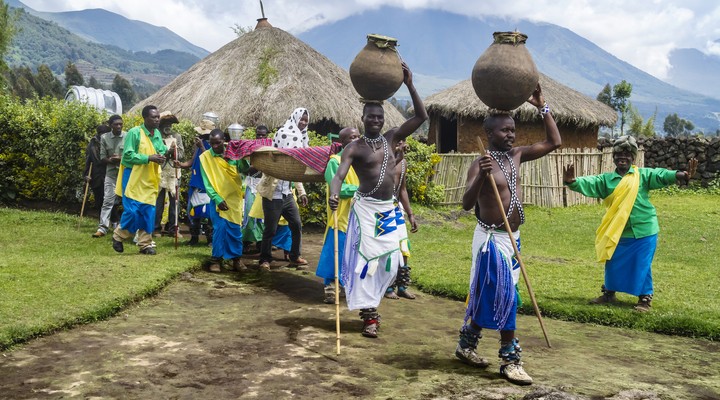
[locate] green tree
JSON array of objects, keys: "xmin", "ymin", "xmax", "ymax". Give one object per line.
[
  {"xmin": 8, "ymin": 66, "xmax": 36, "ymax": 99},
  {"xmin": 597, "ymin": 80, "xmax": 633, "ymax": 136},
  {"xmin": 64, "ymin": 61, "xmax": 84, "ymax": 89},
  {"xmin": 87, "ymin": 76, "xmax": 103, "ymax": 89},
  {"xmin": 596, "ymin": 83, "xmax": 612, "ymax": 107},
  {"xmin": 663, "ymin": 113, "xmax": 694, "ymax": 137},
  {"xmin": 111, "ymin": 73, "xmax": 135, "ymax": 109},
  {"xmin": 34, "ymin": 64, "xmax": 63, "ymax": 98},
  {"xmin": 627, "ymin": 104, "xmax": 656, "ymax": 138},
  {"xmin": 0, "ymin": 1, "xmax": 18, "ymax": 88}
]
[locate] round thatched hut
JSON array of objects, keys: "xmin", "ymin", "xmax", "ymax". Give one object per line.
[
  {"xmin": 424, "ymin": 73, "xmax": 617, "ymax": 152},
  {"xmin": 131, "ymin": 20, "xmax": 406, "ymax": 134}
]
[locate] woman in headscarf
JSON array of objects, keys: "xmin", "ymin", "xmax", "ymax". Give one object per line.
[
  {"xmin": 256, "ymin": 108, "xmax": 310, "ymax": 271},
  {"xmin": 272, "ymin": 107, "xmax": 309, "ymax": 149},
  {"xmin": 563, "ymin": 136, "xmax": 696, "ymax": 312}
]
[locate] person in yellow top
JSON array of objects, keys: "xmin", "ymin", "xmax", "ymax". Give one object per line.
[
  {"xmin": 199, "ymin": 129, "xmax": 250, "ymax": 272},
  {"xmin": 315, "ymin": 127, "xmax": 360, "ymax": 303},
  {"xmin": 112, "ymin": 105, "xmax": 175, "ymax": 255}
]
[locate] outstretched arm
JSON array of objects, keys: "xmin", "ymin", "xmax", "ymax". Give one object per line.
[
  {"xmin": 389, "ymin": 63, "xmax": 428, "ymax": 144},
  {"xmin": 518, "ymin": 84, "xmax": 561, "ymax": 163}
]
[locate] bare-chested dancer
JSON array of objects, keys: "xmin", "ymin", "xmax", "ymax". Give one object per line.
[
  {"xmin": 457, "ymin": 85, "xmax": 560, "ymax": 385},
  {"xmin": 329, "ymin": 62, "xmax": 427, "ymax": 338}
]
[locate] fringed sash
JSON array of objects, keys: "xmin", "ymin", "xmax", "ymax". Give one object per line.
[{"xmin": 595, "ymin": 165, "xmax": 640, "ymax": 262}]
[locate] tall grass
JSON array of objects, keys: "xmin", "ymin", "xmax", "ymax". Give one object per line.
[{"xmin": 410, "ymin": 193, "xmax": 720, "ymax": 339}]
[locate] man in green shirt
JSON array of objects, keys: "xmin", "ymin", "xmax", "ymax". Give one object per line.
[
  {"xmin": 94, "ymin": 115, "xmax": 125, "ymax": 238},
  {"xmin": 198, "ymin": 129, "xmax": 250, "ymax": 272},
  {"xmin": 112, "ymin": 105, "xmax": 174, "ymax": 255},
  {"xmin": 563, "ymin": 135, "xmax": 694, "ymax": 311}
]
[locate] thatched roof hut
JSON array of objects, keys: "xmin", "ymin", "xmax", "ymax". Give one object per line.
[
  {"xmin": 424, "ymin": 73, "xmax": 617, "ymax": 152},
  {"xmin": 131, "ymin": 20, "xmax": 406, "ymax": 134}
]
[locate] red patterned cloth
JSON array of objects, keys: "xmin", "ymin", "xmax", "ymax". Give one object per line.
[{"xmin": 225, "ymin": 139, "xmax": 342, "ymax": 173}]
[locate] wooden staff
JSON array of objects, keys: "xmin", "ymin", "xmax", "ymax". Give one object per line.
[
  {"xmin": 174, "ymin": 145, "xmax": 180, "ymax": 249},
  {"xmin": 476, "ymin": 137, "xmax": 551, "ymax": 348},
  {"xmin": 78, "ymin": 164, "xmax": 92, "ymax": 230},
  {"xmin": 333, "ymin": 210, "xmax": 341, "ymax": 355}
]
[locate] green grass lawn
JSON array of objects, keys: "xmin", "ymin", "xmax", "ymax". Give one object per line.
[
  {"xmin": 0, "ymin": 208, "xmax": 204, "ymax": 349},
  {"xmin": 410, "ymin": 192, "xmax": 720, "ymax": 339},
  {"xmin": 1, "ymin": 192, "xmax": 717, "ymax": 349}
]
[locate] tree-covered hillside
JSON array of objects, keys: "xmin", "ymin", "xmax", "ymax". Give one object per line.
[{"xmin": 3, "ymin": 9, "xmax": 198, "ymax": 89}]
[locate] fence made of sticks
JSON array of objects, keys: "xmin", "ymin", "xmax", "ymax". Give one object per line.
[{"xmin": 433, "ymin": 148, "xmax": 644, "ymax": 207}]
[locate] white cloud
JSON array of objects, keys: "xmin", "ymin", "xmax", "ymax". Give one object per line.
[{"xmin": 20, "ymin": 0, "xmax": 720, "ymax": 79}]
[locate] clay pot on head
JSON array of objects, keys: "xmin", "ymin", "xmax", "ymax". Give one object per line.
[
  {"xmin": 471, "ymin": 31, "xmax": 539, "ymax": 112},
  {"xmin": 349, "ymin": 34, "xmax": 404, "ymax": 102}
]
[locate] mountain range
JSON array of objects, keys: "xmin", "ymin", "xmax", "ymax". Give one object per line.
[
  {"xmin": 298, "ymin": 7, "xmax": 720, "ymax": 134},
  {"xmin": 6, "ymin": 0, "xmax": 208, "ymax": 58}
]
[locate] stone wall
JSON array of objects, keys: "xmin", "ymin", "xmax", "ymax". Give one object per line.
[{"xmin": 598, "ymin": 136, "xmax": 720, "ymax": 185}]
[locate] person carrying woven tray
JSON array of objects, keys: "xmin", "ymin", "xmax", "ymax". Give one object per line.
[
  {"xmin": 111, "ymin": 105, "xmax": 175, "ymax": 255},
  {"xmin": 563, "ymin": 135, "xmax": 696, "ymax": 312},
  {"xmin": 256, "ymin": 108, "xmax": 309, "ymax": 271},
  {"xmin": 458, "ymin": 85, "xmax": 560, "ymax": 385},
  {"xmin": 329, "ymin": 62, "xmax": 428, "ymax": 339},
  {"xmin": 384, "ymin": 137, "xmax": 419, "ymax": 300},
  {"xmin": 197, "ymin": 129, "xmax": 250, "ymax": 272},
  {"xmin": 316, "ymin": 127, "xmax": 361, "ymax": 304},
  {"xmin": 242, "ymin": 125, "xmax": 295, "ymax": 259}
]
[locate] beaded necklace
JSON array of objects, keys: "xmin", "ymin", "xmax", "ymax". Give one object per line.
[
  {"xmin": 357, "ymin": 135, "xmax": 389, "ymax": 198},
  {"xmin": 475, "ymin": 151, "xmax": 525, "ymax": 229}
]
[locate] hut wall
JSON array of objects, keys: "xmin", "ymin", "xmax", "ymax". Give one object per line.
[
  {"xmin": 427, "ymin": 117, "xmax": 439, "ymax": 148},
  {"xmin": 458, "ymin": 116, "xmax": 486, "ymax": 153}
]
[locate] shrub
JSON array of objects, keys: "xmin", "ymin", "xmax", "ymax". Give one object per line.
[
  {"xmin": 0, "ymin": 94, "xmax": 105, "ymax": 204},
  {"xmin": 404, "ymin": 137, "xmax": 444, "ymax": 206}
]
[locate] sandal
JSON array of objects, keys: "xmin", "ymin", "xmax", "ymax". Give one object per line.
[
  {"xmin": 398, "ymin": 289, "xmax": 416, "ymax": 299},
  {"xmin": 361, "ymin": 320, "xmax": 379, "ymax": 338},
  {"xmin": 384, "ymin": 290, "xmax": 400, "ymax": 300}
]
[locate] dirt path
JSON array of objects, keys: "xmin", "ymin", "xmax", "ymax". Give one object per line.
[{"xmin": 1, "ymin": 232, "xmax": 719, "ymax": 399}]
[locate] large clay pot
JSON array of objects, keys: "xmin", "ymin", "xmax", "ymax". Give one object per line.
[
  {"xmin": 349, "ymin": 34, "xmax": 404, "ymax": 102},
  {"xmin": 471, "ymin": 31, "xmax": 539, "ymax": 112}
]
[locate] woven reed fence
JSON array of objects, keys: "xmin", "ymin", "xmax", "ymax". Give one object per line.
[{"xmin": 433, "ymin": 148, "xmax": 644, "ymax": 207}]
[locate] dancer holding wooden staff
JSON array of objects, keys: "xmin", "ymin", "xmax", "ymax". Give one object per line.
[{"xmin": 456, "ymin": 84, "xmax": 560, "ymax": 386}]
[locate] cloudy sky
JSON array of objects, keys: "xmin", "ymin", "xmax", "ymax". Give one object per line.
[{"xmin": 20, "ymin": 0, "xmax": 720, "ymax": 79}]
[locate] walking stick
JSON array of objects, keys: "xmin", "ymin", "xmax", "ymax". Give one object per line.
[
  {"xmin": 476, "ymin": 138, "xmax": 552, "ymax": 348},
  {"xmin": 174, "ymin": 145, "xmax": 180, "ymax": 250},
  {"xmin": 78, "ymin": 164, "xmax": 92, "ymax": 230},
  {"xmin": 333, "ymin": 210, "xmax": 341, "ymax": 355}
]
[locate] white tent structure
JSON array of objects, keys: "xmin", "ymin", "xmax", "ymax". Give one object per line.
[{"xmin": 65, "ymin": 86, "xmax": 122, "ymax": 115}]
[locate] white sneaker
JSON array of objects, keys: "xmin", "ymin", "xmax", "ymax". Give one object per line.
[
  {"xmin": 455, "ymin": 345, "xmax": 489, "ymax": 368},
  {"xmin": 500, "ymin": 362, "xmax": 533, "ymax": 385}
]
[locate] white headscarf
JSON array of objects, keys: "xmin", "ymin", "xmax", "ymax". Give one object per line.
[{"xmin": 273, "ymin": 107, "xmax": 309, "ymax": 149}]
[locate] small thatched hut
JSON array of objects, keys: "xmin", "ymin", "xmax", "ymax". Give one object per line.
[
  {"xmin": 131, "ymin": 19, "xmax": 405, "ymax": 134},
  {"xmin": 425, "ymin": 74, "xmax": 617, "ymax": 152}
]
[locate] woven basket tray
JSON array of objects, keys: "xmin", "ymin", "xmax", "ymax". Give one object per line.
[{"xmin": 250, "ymin": 146, "xmax": 324, "ymax": 183}]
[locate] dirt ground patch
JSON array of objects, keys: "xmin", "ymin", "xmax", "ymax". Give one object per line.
[{"xmin": 1, "ymin": 232, "xmax": 719, "ymax": 399}]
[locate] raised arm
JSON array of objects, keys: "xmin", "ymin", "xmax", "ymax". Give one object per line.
[
  {"xmin": 389, "ymin": 63, "xmax": 428, "ymax": 144},
  {"xmin": 518, "ymin": 84, "xmax": 561, "ymax": 163}
]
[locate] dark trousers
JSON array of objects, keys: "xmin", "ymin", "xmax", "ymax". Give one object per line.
[
  {"xmin": 260, "ymin": 195, "xmax": 302, "ymax": 263},
  {"xmin": 155, "ymin": 188, "xmax": 177, "ymax": 232},
  {"xmin": 91, "ymin": 184, "xmax": 104, "ymax": 211},
  {"xmin": 189, "ymin": 216, "xmax": 213, "ymax": 240}
]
